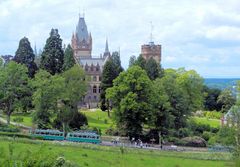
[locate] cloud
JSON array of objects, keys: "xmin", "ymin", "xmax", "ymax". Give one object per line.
[{"xmin": 0, "ymin": 0, "xmax": 240, "ymax": 77}]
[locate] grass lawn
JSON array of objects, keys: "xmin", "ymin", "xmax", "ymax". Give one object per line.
[
  {"xmin": 82, "ymin": 109, "xmax": 113, "ymax": 135},
  {"xmin": 0, "ymin": 109, "xmax": 113, "ymax": 134},
  {"xmin": 192, "ymin": 117, "xmax": 220, "ymax": 128},
  {"xmin": 0, "ymin": 137, "xmax": 232, "ymax": 167}
]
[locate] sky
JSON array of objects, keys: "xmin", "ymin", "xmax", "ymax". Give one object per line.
[{"xmin": 0, "ymin": 0, "xmax": 240, "ymax": 78}]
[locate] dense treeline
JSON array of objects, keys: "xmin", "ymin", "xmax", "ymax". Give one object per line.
[
  {"xmin": 0, "ymin": 28, "xmax": 237, "ymax": 144},
  {"xmin": 0, "ymin": 29, "xmax": 87, "ymax": 135}
]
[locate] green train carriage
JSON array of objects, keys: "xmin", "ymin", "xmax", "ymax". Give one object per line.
[
  {"xmin": 31, "ymin": 129, "xmax": 64, "ymax": 141},
  {"xmin": 66, "ymin": 131, "xmax": 101, "ymax": 144}
]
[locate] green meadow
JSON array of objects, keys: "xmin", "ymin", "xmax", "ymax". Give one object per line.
[{"xmin": 0, "ymin": 137, "xmax": 232, "ymax": 167}]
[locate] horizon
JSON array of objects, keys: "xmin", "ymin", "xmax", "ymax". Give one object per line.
[{"xmin": 1, "ymin": 0, "xmax": 240, "ymax": 78}]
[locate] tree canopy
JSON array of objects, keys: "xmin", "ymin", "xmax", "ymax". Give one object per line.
[
  {"xmin": 14, "ymin": 37, "xmax": 38, "ymax": 78},
  {"xmin": 40, "ymin": 29, "xmax": 64, "ymax": 75},
  {"xmin": 0, "ymin": 61, "xmax": 29, "ymax": 124},
  {"xmin": 106, "ymin": 66, "xmax": 152, "ymax": 138},
  {"xmin": 100, "ymin": 52, "xmax": 123, "ymax": 116},
  {"xmin": 63, "ymin": 44, "xmax": 75, "ymax": 71}
]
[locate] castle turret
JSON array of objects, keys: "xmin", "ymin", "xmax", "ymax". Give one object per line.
[{"xmin": 71, "ymin": 16, "xmax": 92, "ymax": 60}]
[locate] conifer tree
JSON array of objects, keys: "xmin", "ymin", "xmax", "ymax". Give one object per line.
[
  {"xmin": 135, "ymin": 54, "xmax": 146, "ymax": 70},
  {"xmin": 40, "ymin": 29, "xmax": 64, "ymax": 75},
  {"xmin": 145, "ymin": 57, "xmax": 161, "ymax": 80},
  {"xmin": 14, "ymin": 37, "xmax": 38, "ymax": 78},
  {"xmin": 100, "ymin": 52, "xmax": 123, "ymax": 116},
  {"xmin": 63, "ymin": 44, "xmax": 75, "ymax": 71}
]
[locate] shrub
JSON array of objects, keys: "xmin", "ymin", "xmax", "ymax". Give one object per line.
[
  {"xmin": 13, "ymin": 117, "xmax": 24, "ymax": 123},
  {"xmin": 0, "ymin": 125, "xmax": 20, "ymax": 133},
  {"xmin": 202, "ymin": 131, "xmax": 211, "ymax": 141},
  {"xmin": 204, "ymin": 111, "xmax": 223, "ymax": 119},
  {"xmin": 181, "ymin": 136, "xmax": 207, "ymax": 147}
]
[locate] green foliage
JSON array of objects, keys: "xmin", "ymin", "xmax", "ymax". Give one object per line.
[
  {"xmin": 135, "ymin": 54, "xmax": 146, "ymax": 69},
  {"xmin": 14, "ymin": 37, "xmax": 38, "ymax": 78},
  {"xmin": 100, "ymin": 52, "xmax": 123, "ymax": 114},
  {"xmin": 0, "ymin": 58, "xmax": 3, "ymax": 66},
  {"xmin": 58, "ymin": 65, "xmax": 87, "ymax": 134},
  {"xmin": 217, "ymin": 88, "xmax": 236, "ymax": 112},
  {"xmin": 128, "ymin": 55, "xmax": 136, "ymax": 67},
  {"xmin": 40, "ymin": 29, "xmax": 64, "ymax": 75},
  {"xmin": 63, "ymin": 44, "xmax": 75, "ymax": 71},
  {"xmin": 203, "ymin": 86, "xmax": 222, "ymax": 111},
  {"xmin": 0, "ymin": 138, "xmax": 229, "ymax": 167},
  {"xmin": 31, "ymin": 66, "xmax": 87, "ymax": 132},
  {"xmin": 106, "ymin": 66, "xmax": 152, "ymax": 138},
  {"xmin": 31, "ymin": 70, "xmax": 64, "ymax": 128},
  {"xmin": 145, "ymin": 57, "xmax": 162, "ymax": 80},
  {"xmin": 204, "ymin": 111, "xmax": 223, "ymax": 119},
  {"xmin": 0, "ymin": 143, "xmax": 78, "ymax": 167},
  {"xmin": 161, "ymin": 68, "xmax": 204, "ymax": 130},
  {"xmin": 0, "ymin": 61, "xmax": 29, "ymax": 125}
]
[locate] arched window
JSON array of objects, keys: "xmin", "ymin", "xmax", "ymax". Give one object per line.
[{"xmin": 93, "ymin": 85, "xmax": 97, "ymax": 93}]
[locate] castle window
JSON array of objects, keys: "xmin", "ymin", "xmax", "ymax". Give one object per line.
[
  {"xmin": 98, "ymin": 87, "xmax": 101, "ymax": 93},
  {"xmin": 96, "ymin": 66, "xmax": 99, "ymax": 71},
  {"xmin": 93, "ymin": 85, "xmax": 97, "ymax": 93},
  {"xmin": 93, "ymin": 76, "xmax": 97, "ymax": 81},
  {"xmin": 99, "ymin": 76, "xmax": 102, "ymax": 81}
]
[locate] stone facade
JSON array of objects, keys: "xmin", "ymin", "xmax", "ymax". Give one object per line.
[
  {"xmin": 141, "ymin": 42, "xmax": 161, "ymax": 63},
  {"xmin": 71, "ymin": 16, "xmax": 110, "ymax": 108}
]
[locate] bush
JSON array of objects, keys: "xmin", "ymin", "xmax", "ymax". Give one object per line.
[
  {"xmin": 0, "ymin": 125, "xmax": 20, "ymax": 133},
  {"xmin": 13, "ymin": 116, "xmax": 24, "ymax": 123},
  {"xmin": 204, "ymin": 111, "xmax": 223, "ymax": 119},
  {"xmin": 181, "ymin": 136, "xmax": 207, "ymax": 147},
  {"xmin": 202, "ymin": 131, "xmax": 211, "ymax": 141}
]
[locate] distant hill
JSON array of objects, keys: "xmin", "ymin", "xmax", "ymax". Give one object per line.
[{"xmin": 204, "ymin": 78, "xmax": 240, "ymax": 90}]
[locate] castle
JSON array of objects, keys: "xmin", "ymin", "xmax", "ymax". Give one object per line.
[
  {"xmin": 71, "ymin": 15, "xmax": 161, "ymax": 108},
  {"xmin": 71, "ymin": 16, "xmax": 110, "ymax": 108}
]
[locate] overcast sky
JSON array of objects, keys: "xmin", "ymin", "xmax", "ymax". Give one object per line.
[{"xmin": 0, "ymin": 0, "xmax": 240, "ymax": 78}]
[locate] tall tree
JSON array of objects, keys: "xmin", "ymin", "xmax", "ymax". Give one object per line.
[
  {"xmin": 111, "ymin": 51, "xmax": 124, "ymax": 74},
  {"xmin": 129, "ymin": 55, "xmax": 137, "ymax": 67},
  {"xmin": 100, "ymin": 52, "xmax": 123, "ymax": 116},
  {"xmin": 106, "ymin": 66, "xmax": 153, "ymax": 139},
  {"xmin": 145, "ymin": 57, "xmax": 161, "ymax": 80},
  {"xmin": 203, "ymin": 86, "xmax": 222, "ymax": 111},
  {"xmin": 40, "ymin": 29, "xmax": 64, "ymax": 75},
  {"xmin": 31, "ymin": 70, "xmax": 64, "ymax": 128},
  {"xmin": 0, "ymin": 62, "xmax": 29, "ymax": 124},
  {"xmin": 63, "ymin": 44, "xmax": 75, "ymax": 71},
  {"xmin": 135, "ymin": 54, "xmax": 146, "ymax": 70},
  {"xmin": 161, "ymin": 68, "xmax": 204, "ymax": 130},
  {"xmin": 151, "ymin": 79, "xmax": 172, "ymax": 135},
  {"xmin": 58, "ymin": 65, "xmax": 87, "ymax": 135},
  {"xmin": 14, "ymin": 37, "xmax": 38, "ymax": 78},
  {"xmin": 217, "ymin": 88, "xmax": 236, "ymax": 112}
]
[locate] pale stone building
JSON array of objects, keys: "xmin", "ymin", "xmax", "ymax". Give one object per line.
[{"xmin": 71, "ymin": 16, "xmax": 110, "ymax": 108}]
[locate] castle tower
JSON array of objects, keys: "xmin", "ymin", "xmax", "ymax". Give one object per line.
[
  {"xmin": 141, "ymin": 42, "xmax": 161, "ymax": 63},
  {"xmin": 141, "ymin": 22, "xmax": 161, "ymax": 63},
  {"xmin": 71, "ymin": 15, "xmax": 92, "ymax": 60}
]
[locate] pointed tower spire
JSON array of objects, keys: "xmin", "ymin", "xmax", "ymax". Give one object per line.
[
  {"xmin": 105, "ymin": 38, "xmax": 109, "ymax": 53},
  {"xmin": 103, "ymin": 38, "xmax": 110, "ymax": 59}
]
